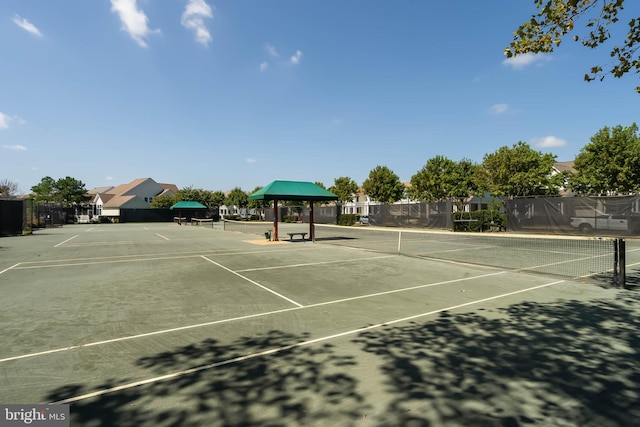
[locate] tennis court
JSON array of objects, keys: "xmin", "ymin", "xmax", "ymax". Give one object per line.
[{"xmin": 0, "ymin": 222, "xmax": 638, "ymax": 426}]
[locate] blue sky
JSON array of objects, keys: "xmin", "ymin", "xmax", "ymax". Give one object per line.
[{"xmin": 1, "ymin": 1, "xmax": 638, "ymax": 194}]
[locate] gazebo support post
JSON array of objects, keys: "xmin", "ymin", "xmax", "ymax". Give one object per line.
[
  {"xmin": 309, "ymin": 200, "xmax": 314, "ymax": 242},
  {"xmin": 273, "ymin": 199, "xmax": 279, "ymax": 241}
]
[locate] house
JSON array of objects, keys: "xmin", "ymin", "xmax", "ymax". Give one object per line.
[{"xmin": 92, "ymin": 178, "xmax": 179, "ymax": 219}]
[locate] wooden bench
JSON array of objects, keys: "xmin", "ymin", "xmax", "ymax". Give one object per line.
[{"xmin": 287, "ymin": 232, "xmax": 308, "ymax": 241}]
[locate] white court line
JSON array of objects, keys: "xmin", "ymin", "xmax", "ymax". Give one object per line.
[
  {"xmin": 200, "ymin": 255, "xmax": 303, "ymax": 307},
  {"xmin": 54, "ymin": 235, "xmax": 78, "ymax": 247},
  {"xmin": 236, "ymin": 255, "xmax": 396, "ymax": 272},
  {"xmin": 0, "ymin": 263, "xmax": 21, "ymax": 276},
  {"xmin": 14, "ymin": 246, "xmax": 315, "ymax": 266},
  {"xmin": 50, "ymin": 278, "xmax": 564, "ymax": 404},
  {"xmin": 14, "ymin": 255, "xmax": 203, "ymax": 270},
  {"xmin": 86, "ymin": 228, "xmax": 94, "ymax": 232},
  {"xmin": 156, "ymin": 233, "xmax": 170, "ymax": 241},
  {"xmin": 0, "ymin": 270, "xmax": 505, "ymax": 363}
]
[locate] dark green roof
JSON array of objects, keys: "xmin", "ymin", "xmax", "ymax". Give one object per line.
[
  {"xmin": 170, "ymin": 201, "xmax": 207, "ymax": 209},
  {"xmin": 248, "ymin": 180, "xmax": 338, "ymax": 201}
]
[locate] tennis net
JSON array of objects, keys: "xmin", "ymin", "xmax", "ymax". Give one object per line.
[
  {"xmin": 313, "ymin": 224, "xmax": 625, "ymax": 285},
  {"xmin": 223, "ymin": 219, "xmax": 273, "ymax": 236}
]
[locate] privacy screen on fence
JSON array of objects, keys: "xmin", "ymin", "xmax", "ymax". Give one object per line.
[
  {"xmin": 505, "ymin": 195, "xmax": 640, "ymax": 236},
  {"xmin": 0, "ymin": 199, "xmax": 26, "ymax": 236}
]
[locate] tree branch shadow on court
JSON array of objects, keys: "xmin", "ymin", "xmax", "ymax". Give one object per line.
[
  {"xmin": 45, "ymin": 330, "xmax": 370, "ymax": 427},
  {"xmin": 623, "ymin": 268, "xmax": 640, "ymax": 290},
  {"xmin": 43, "ymin": 290, "xmax": 640, "ymax": 426},
  {"xmin": 351, "ymin": 290, "xmax": 640, "ymax": 427}
]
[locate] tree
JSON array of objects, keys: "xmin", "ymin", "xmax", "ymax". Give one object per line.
[
  {"xmin": 30, "ymin": 176, "xmax": 57, "ymax": 204},
  {"xmin": 476, "ymin": 142, "xmax": 562, "ymax": 198},
  {"xmin": 569, "ymin": 123, "xmax": 640, "ymax": 194},
  {"xmin": 0, "ymin": 179, "xmax": 19, "ymax": 198},
  {"xmin": 409, "ymin": 156, "xmax": 479, "ymax": 210},
  {"xmin": 210, "ymin": 191, "xmax": 226, "ymax": 208},
  {"xmin": 30, "ymin": 176, "xmax": 88, "ymax": 207},
  {"xmin": 150, "ymin": 194, "xmax": 178, "ymax": 209},
  {"xmin": 362, "ymin": 165, "xmax": 406, "ymax": 203},
  {"xmin": 247, "ymin": 186, "xmax": 269, "ymax": 215},
  {"xmin": 225, "ymin": 187, "xmax": 249, "ymax": 210},
  {"xmin": 506, "ymin": 0, "xmax": 640, "ymax": 93},
  {"xmin": 329, "ymin": 177, "xmax": 359, "ymax": 203},
  {"xmin": 55, "ymin": 176, "xmax": 90, "ymax": 206}
]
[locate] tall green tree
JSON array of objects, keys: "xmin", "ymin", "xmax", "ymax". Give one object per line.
[
  {"xmin": 409, "ymin": 156, "xmax": 479, "ymax": 209},
  {"xmin": 55, "ymin": 176, "xmax": 90, "ymax": 206},
  {"xmin": 362, "ymin": 165, "xmax": 405, "ymax": 203},
  {"xmin": 569, "ymin": 123, "xmax": 640, "ymax": 194},
  {"xmin": 31, "ymin": 176, "xmax": 88, "ymax": 206},
  {"xmin": 0, "ymin": 179, "xmax": 19, "ymax": 198},
  {"xmin": 225, "ymin": 187, "xmax": 249, "ymax": 209},
  {"xmin": 506, "ymin": 0, "xmax": 640, "ymax": 93},
  {"xmin": 210, "ymin": 190, "xmax": 226, "ymax": 208},
  {"xmin": 30, "ymin": 176, "xmax": 57, "ymax": 204},
  {"xmin": 476, "ymin": 142, "xmax": 562, "ymax": 198},
  {"xmin": 329, "ymin": 177, "xmax": 358, "ymax": 203}
]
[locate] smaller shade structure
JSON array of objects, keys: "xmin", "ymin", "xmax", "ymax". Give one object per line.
[
  {"xmin": 170, "ymin": 201, "xmax": 207, "ymax": 209},
  {"xmin": 249, "ymin": 180, "xmax": 338, "ymax": 241},
  {"xmin": 170, "ymin": 201, "xmax": 208, "ymax": 224}
]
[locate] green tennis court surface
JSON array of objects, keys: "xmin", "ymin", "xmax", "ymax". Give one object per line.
[{"xmin": 1, "ymin": 223, "xmax": 638, "ymax": 426}]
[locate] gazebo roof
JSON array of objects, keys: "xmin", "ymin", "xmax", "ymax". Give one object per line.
[
  {"xmin": 170, "ymin": 201, "xmax": 207, "ymax": 209},
  {"xmin": 248, "ymin": 180, "xmax": 338, "ymax": 202}
]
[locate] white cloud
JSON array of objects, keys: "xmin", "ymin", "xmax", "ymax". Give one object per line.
[
  {"xmin": 31, "ymin": 166, "xmax": 38, "ymax": 170},
  {"xmin": 259, "ymin": 62, "xmax": 269, "ymax": 72},
  {"xmin": 290, "ymin": 50, "xmax": 302, "ymax": 64},
  {"xmin": 245, "ymin": 158, "xmax": 257, "ymax": 164},
  {"xmin": 502, "ymin": 53, "xmax": 550, "ymax": 70},
  {"xmin": 110, "ymin": 0, "xmax": 159, "ymax": 48},
  {"xmin": 532, "ymin": 136, "xmax": 567, "ymax": 148},
  {"xmin": 488, "ymin": 104, "xmax": 510, "ymax": 114},
  {"xmin": 181, "ymin": 0, "xmax": 213, "ymax": 46},
  {"xmin": 106, "ymin": 176, "xmax": 114, "ymax": 181},
  {"xmin": 265, "ymin": 43, "xmax": 279, "ymax": 58},
  {"xmin": 12, "ymin": 15, "xmax": 43, "ymax": 37},
  {"xmin": 0, "ymin": 113, "xmax": 9, "ymax": 129},
  {"xmin": 3, "ymin": 145, "xmax": 27, "ymax": 151}
]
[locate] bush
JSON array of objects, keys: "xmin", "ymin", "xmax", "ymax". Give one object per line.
[
  {"xmin": 453, "ymin": 210, "xmax": 506, "ymax": 232},
  {"xmin": 338, "ymin": 214, "xmax": 357, "ymax": 226}
]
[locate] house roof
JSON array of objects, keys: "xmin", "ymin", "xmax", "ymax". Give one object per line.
[
  {"xmin": 106, "ymin": 178, "xmax": 151, "ymax": 195},
  {"xmin": 249, "ymin": 180, "xmax": 338, "ymax": 201},
  {"xmin": 159, "ymin": 183, "xmax": 179, "ymax": 194},
  {"xmin": 170, "ymin": 201, "xmax": 207, "ymax": 209},
  {"xmin": 103, "ymin": 195, "xmax": 137, "ymax": 208},
  {"xmin": 554, "ymin": 161, "xmax": 576, "ymax": 174},
  {"xmin": 95, "ymin": 193, "xmax": 116, "ymax": 204},
  {"xmin": 88, "ymin": 186, "xmax": 114, "ymax": 195}
]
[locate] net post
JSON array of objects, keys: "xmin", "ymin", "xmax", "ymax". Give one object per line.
[
  {"xmin": 619, "ymin": 239, "xmax": 627, "ymax": 289},
  {"xmin": 614, "ymin": 239, "xmax": 619, "ymax": 286},
  {"xmin": 397, "ymin": 231, "xmax": 402, "ymax": 253}
]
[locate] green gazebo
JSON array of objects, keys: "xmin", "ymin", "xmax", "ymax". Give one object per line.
[
  {"xmin": 170, "ymin": 201, "xmax": 207, "ymax": 225},
  {"xmin": 248, "ymin": 180, "xmax": 338, "ymax": 241}
]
